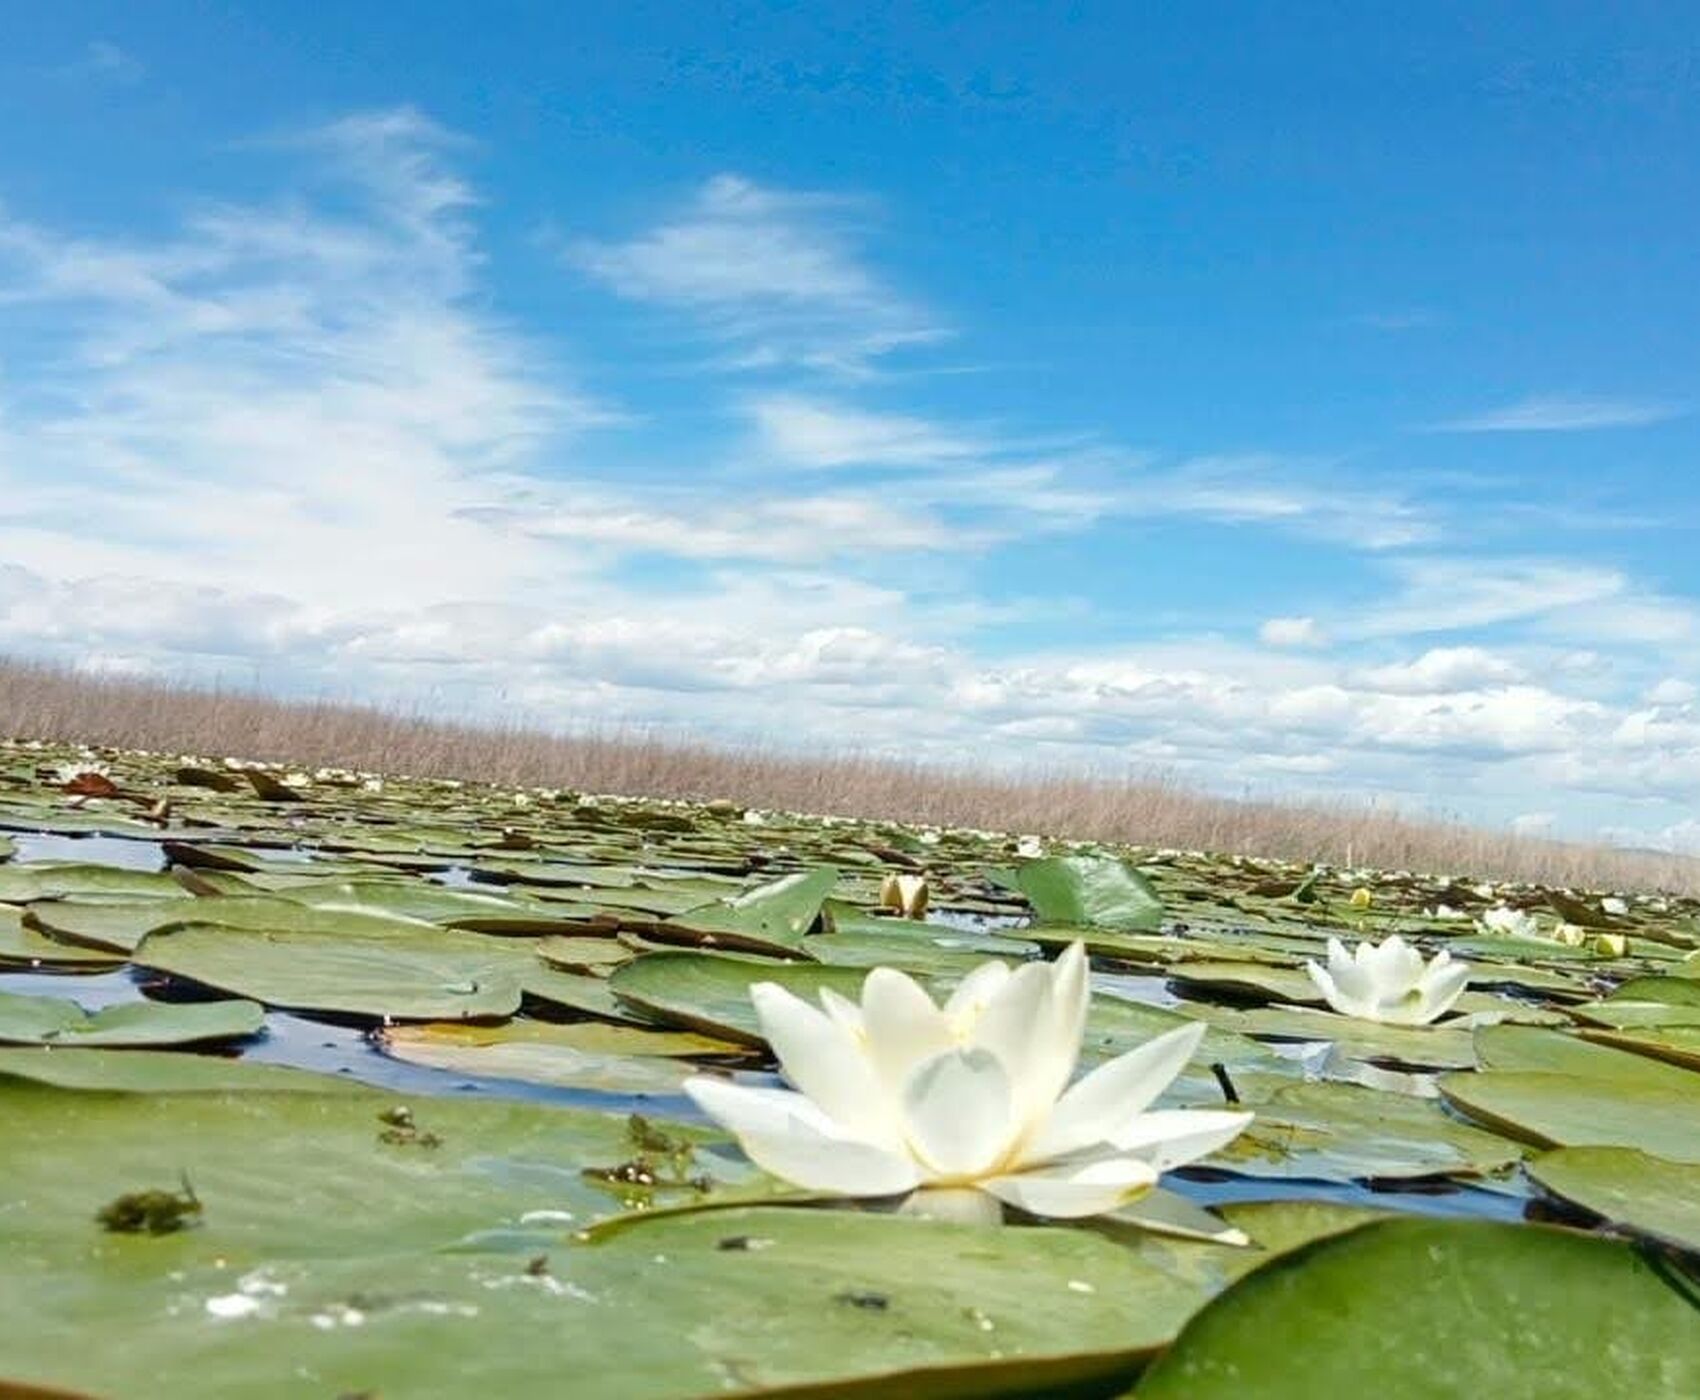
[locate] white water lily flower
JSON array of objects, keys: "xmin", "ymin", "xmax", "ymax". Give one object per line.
[
  {"xmin": 685, "ymin": 944, "xmax": 1251, "ymax": 1223},
  {"xmin": 1305, "ymin": 935, "xmax": 1470, "ymax": 1026},
  {"xmin": 1601, "ymin": 896, "xmax": 1629, "ymax": 917},
  {"xmin": 1478, "ymin": 905, "xmax": 1544, "ymax": 941}
]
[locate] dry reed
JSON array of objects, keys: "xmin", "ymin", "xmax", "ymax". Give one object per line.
[{"xmin": 2, "ymin": 656, "xmax": 1694, "ymax": 894}]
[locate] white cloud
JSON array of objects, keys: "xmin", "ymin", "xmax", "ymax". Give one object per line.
[
  {"xmin": 1261, "ymin": 616, "xmax": 1328, "ymax": 648},
  {"xmin": 749, "ymin": 395, "xmax": 984, "ymax": 468},
  {"xmin": 1647, "ymin": 677, "xmax": 1698, "ymax": 706},
  {"xmin": 1429, "ymin": 395, "xmax": 1685, "ymax": 433},
  {"xmin": 570, "ymin": 174, "xmax": 942, "ymax": 372},
  {"xmin": 3, "ymin": 110, "xmax": 1700, "ymax": 841},
  {"xmin": 1356, "ymin": 646, "xmax": 1525, "ymax": 695}
]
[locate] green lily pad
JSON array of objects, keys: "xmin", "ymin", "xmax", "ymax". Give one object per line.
[
  {"xmin": 0, "ymin": 1046, "xmax": 369, "ymax": 1093},
  {"xmin": 1006, "ymin": 856, "xmax": 1164, "ymax": 931},
  {"xmin": 1608, "ymin": 971, "xmax": 1700, "ymax": 1006},
  {"xmin": 609, "ymin": 951, "xmax": 871, "ymax": 1045},
  {"xmin": 1526, "ymin": 1145, "xmax": 1700, "ymax": 1253},
  {"xmin": 377, "ymin": 1019, "xmax": 744, "ymax": 1094},
  {"xmin": 133, "ymin": 923, "xmax": 527, "ymax": 1021},
  {"xmin": 0, "ymin": 864, "xmax": 182, "ymax": 903},
  {"xmin": 1441, "ymin": 1058, "xmax": 1700, "ymax": 1162},
  {"xmin": 0, "ymin": 907, "xmax": 124, "ymax": 969},
  {"xmin": 0, "ymin": 1077, "xmax": 1217, "ymax": 1400},
  {"xmin": 663, "ymin": 867, "xmax": 839, "ymax": 953},
  {"xmin": 1577, "ymin": 1024, "xmax": 1700, "ymax": 1072},
  {"xmin": 1213, "ymin": 1076, "xmax": 1523, "ymax": 1180},
  {"xmin": 0, "ymin": 992, "xmax": 264, "ymax": 1047},
  {"xmin": 1137, "ymin": 1217, "xmax": 1700, "ymax": 1399}
]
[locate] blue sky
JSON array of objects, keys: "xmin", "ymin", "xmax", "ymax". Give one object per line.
[{"xmin": 2, "ymin": 3, "xmax": 1698, "ymax": 849}]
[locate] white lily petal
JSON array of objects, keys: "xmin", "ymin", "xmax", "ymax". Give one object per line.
[
  {"xmin": 969, "ymin": 961, "xmax": 1056, "ymax": 1123},
  {"xmin": 943, "ymin": 959, "xmax": 1011, "ymax": 1020},
  {"xmin": 685, "ymin": 1077, "xmax": 919, "ymax": 1195},
  {"xmin": 817, "ymin": 987, "xmax": 864, "ymax": 1037},
  {"xmin": 1416, "ymin": 961, "xmax": 1472, "ymax": 1022},
  {"xmin": 750, "ymin": 982, "xmax": 894, "ymax": 1144},
  {"xmin": 1034, "ymin": 943, "xmax": 1090, "ymax": 1106},
  {"xmin": 1026, "ymin": 1020, "xmax": 1206, "ymax": 1164},
  {"xmin": 902, "ymin": 1048, "xmax": 1017, "ymax": 1179},
  {"xmin": 1110, "ymin": 1108, "xmax": 1255, "ymax": 1172},
  {"xmin": 982, "ymin": 1155, "xmax": 1158, "ymax": 1219},
  {"xmin": 860, "ymin": 966, "xmax": 953, "ymax": 1095},
  {"xmin": 1306, "ymin": 961, "xmax": 1367, "ymax": 1019}
]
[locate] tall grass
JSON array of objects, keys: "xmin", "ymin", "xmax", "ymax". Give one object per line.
[{"xmin": 2, "ymin": 655, "xmax": 1693, "ymax": 893}]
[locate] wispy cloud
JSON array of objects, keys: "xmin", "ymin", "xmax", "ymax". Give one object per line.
[
  {"xmin": 51, "ymin": 40, "xmax": 145, "ymax": 84},
  {"xmin": 569, "ymin": 174, "xmax": 944, "ymax": 373},
  {"xmin": 1428, "ymin": 394, "xmax": 1686, "ymax": 432}
]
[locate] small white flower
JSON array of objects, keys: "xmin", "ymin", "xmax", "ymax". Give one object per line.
[
  {"xmin": 1601, "ymin": 896, "xmax": 1629, "ymax": 917},
  {"xmin": 686, "ymin": 945, "xmax": 1251, "ymax": 1221},
  {"xmin": 53, "ymin": 761, "xmax": 111, "ymax": 786},
  {"xmin": 1478, "ymin": 905, "xmax": 1544, "ymax": 941},
  {"xmin": 1015, "ymin": 835, "xmax": 1045, "ymax": 859},
  {"xmin": 1304, "ymin": 935, "xmax": 1470, "ymax": 1026}
]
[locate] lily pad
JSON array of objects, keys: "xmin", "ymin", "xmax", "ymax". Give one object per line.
[
  {"xmin": 133, "ymin": 923, "xmax": 527, "ymax": 1021},
  {"xmin": 377, "ymin": 1019, "xmax": 744, "ymax": 1094},
  {"xmin": 0, "ymin": 992, "xmax": 264, "ymax": 1048},
  {"xmin": 1213, "ymin": 1076, "xmax": 1523, "ymax": 1180},
  {"xmin": 662, "ymin": 867, "xmax": 839, "ymax": 953},
  {"xmin": 1526, "ymin": 1145, "xmax": 1700, "ymax": 1253},
  {"xmin": 0, "ymin": 864, "xmax": 181, "ymax": 903},
  {"xmin": 1137, "ymin": 1217, "xmax": 1700, "ymax": 1398},
  {"xmin": 0, "ymin": 1047, "xmax": 369, "ymax": 1094},
  {"xmin": 1577, "ymin": 1024, "xmax": 1700, "ymax": 1072},
  {"xmin": 609, "ymin": 951, "xmax": 872, "ymax": 1044},
  {"xmin": 0, "ymin": 908, "xmax": 124, "ymax": 969},
  {"xmin": 1441, "ymin": 1061, "xmax": 1700, "ymax": 1162},
  {"xmin": 1006, "ymin": 855, "xmax": 1164, "ymax": 931}
]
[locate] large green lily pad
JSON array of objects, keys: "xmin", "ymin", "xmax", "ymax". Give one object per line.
[
  {"xmin": 0, "ymin": 992, "xmax": 264, "ymax": 1047},
  {"xmin": 1441, "ymin": 1061, "xmax": 1700, "ymax": 1162},
  {"xmin": 1137, "ymin": 1217, "xmax": 1700, "ymax": 1398},
  {"xmin": 609, "ymin": 951, "xmax": 872, "ymax": 1044},
  {"xmin": 0, "ymin": 1080, "xmax": 1218, "ymax": 1400},
  {"xmin": 1007, "ymin": 856, "xmax": 1164, "ymax": 931},
  {"xmin": 133, "ymin": 923, "xmax": 528, "ymax": 1020},
  {"xmin": 1526, "ymin": 1145, "xmax": 1700, "ymax": 1253}
]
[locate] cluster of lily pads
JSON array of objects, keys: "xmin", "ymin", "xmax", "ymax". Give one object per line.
[{"xmin": 1, "ymin": 740, "xmax": 1697, "ymax": 1397}]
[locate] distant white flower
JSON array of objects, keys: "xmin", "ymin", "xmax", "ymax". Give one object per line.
[
  {"xmin": 52, "ymin": 761, "xmax": 110, "ymax": 786},
  {"xmin": 1552, "ymin": 922, "xmax": 1588, "ymax": 948},
  {"xmin": 1601, "ymin": 896, "xmax": 1629, "ymax": 917},
  {"xmin": 1015, "ymin": 835, "xmax": 1045, "ymax": 859},
  {"xmin": 1478, "ymin": 905, "xmax": 1544, "ymax": 941},
  {"xmin": 686, "ymin": 945, "xmax": 1251, "ymax": 1222},
  {"xmin": 1305, "ymin": 935, "xmax": 1471, "ymax": 1026},
  {"xmin": 1425, "ymin": 904, "xmax": 1467, "ymax": 921}
]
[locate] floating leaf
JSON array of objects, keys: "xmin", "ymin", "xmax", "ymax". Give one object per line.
[
  {"xmin": 1138, "ymin": 1217, "xmax": 1700, "ymax": 1398},
  {"xmin": 1007, "ymin": 855, "xmax": 1164, "ymax": 931},
  {"xmin": 1526, "ymin": 1145, "xmax": 1700, "ymax": 1253},
  {"xmin": 133, "ymin": 923, "xmax": 527, "ymax": 1021},
  {"xmin": 663, "ymin": 867, "xmax": 839, "ymax": 953},
  {"xmin": 378, "ymin": 1019, "xmax": 744, "ymax": 1094},
  {"xmin": 0, "ymin": 992, "xmax": 264, "ymax": 1048}
]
